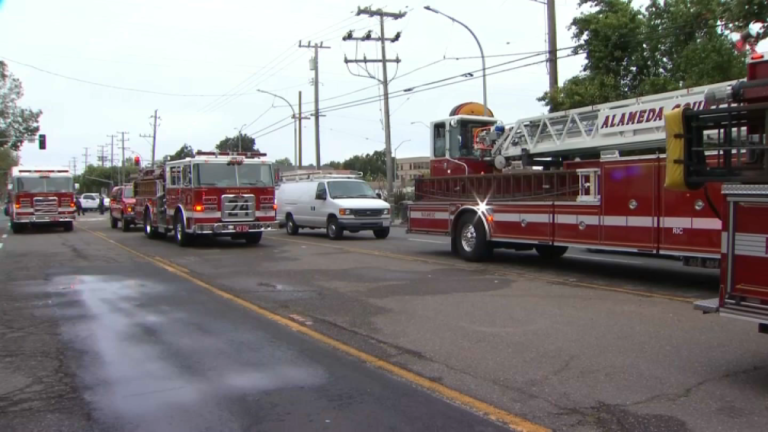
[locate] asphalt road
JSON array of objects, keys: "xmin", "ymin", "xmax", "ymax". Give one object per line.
[
  {"xmin": 4, "ymin": 215, "xmax": 768, "ymax": 432},
  {"xmin": 0, "ymin": 217, "xmax": 508, "ymax": 432}
]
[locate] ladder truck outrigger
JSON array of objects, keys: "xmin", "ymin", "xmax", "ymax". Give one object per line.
[
  {"xmin": 407, "ymin": 81, "xmax": 736, "ymax": 266},
  {"xmin": 133, "ymin": 151, "xmax": 279, "ymax": 247},
  {"xmin": 667, "ymin": 53, "xmax": 768, "ymax": 333}
]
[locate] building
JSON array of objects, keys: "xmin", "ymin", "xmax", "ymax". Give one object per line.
[{"xmin": 396, "ymin": 156, "xmax": 430, "ymax": 184}]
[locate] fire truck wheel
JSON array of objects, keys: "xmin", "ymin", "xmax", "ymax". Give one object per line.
[
  {"xmin": 534, "ymin": 245, "xmax": 568, "ymax": 259},
  {"xmin": 121, "ymin": 215, "xmax": 131, "ymax": 232},
  {"xmin": 110, "ymin": 216, "xmax": 118, "ymax": 229},
  {"xmin": 63, "ymin": 222, "xmax": 74, "ymax": 232},
  {"xmin": 174, "ymin": 213, "xmax": 194, "ymax": 247},
  {"xmin": 373, "ymin": 228, "xmax": 390, "ymax": 239},
  {"xmin": 285, "ymin": 215, "xmax": 299, "ymax": 235},
  {"xmin": 326, "ymin": 217, "xmax": 344, "ymax": 240},
  {"xmin": 456, "ymin": 213, "xmax": 492, "ymax": 262},
  {"xmin": 244, "ymin": 232, "xmax": 263, "ymax": 245},
  {"xmin": 10, "ymin": 221, "xmax": 23, "ymax": 234}
]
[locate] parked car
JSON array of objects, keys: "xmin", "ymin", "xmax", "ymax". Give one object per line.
[
  {"xmin": 109, "ymin": 185, "xmax": 136, "ymax": 232},
  {"xmin": 79, "ymin": 193, "xmax": 100, "ymax": 211},
  {"xmin": 276, "ymin": 173, "xmax": 391, "ymax": 239}
]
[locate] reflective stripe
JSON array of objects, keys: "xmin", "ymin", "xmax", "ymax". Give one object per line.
[
  {"xmin": 410, "ymin": 211, "xmax": 450, "ymax": 219},
  {"xmin": 627, "ymin": 216, "xmax": 653, "ymax": 227},
  {"xmin": 662, "ymin": 217, "xmax": 691, "ymax": 228}
]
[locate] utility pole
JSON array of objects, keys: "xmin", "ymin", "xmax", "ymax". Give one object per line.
[
  {"xmin": 106, "ymin": 134, "xmax": 117, "ymax": 185},
  {"xmin": 97, "ymin": 145, "xmax": 107, "ymax": 167},
  {"xmin": 139, "ymin": 110, "xmax": 160, "ymax": 168},
  {"xmin": 116, "ymin": 131, "xmax": 129, "ymax": 185},
  {"xmin": 299, "ymin": 40, "xmax": 330, "ymax": 167},
  {"xmin": 71, "ymin": 157, "xmax": 77, "ymax": 178},
  {"xmin": 82, "ymin": 147, "xmax": 90, "ymax": 168},
  {"xmin": 343, "ymin": 6, "xmax": 406, "ymax": 197},
  {"xmin": 296, "ymin": 90, "xmax": 310, "ymax": 167},
  {"xmin": 546, "ymin": 0, "xmax": 558, "ymax": 94}
]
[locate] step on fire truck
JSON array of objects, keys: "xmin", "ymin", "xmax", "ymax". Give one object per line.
[
  {"xmin": 667, "ymin": 53, "xmax": 768, "ymax": 332},
  {"xmin": 6, "ymin": 166, "xmax": 76, "ymax": 233},
  {"xmin": 133, "ymin": 151, "xmax": 279, "ymax": 246},
  {"xmin": 407, "ymin": 80, "xmax": 736, "ymax": 266}
]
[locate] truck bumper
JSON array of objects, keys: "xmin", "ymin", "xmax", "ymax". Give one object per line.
[
  {"xmin": 337, "ymin": 218, "xmax": 391, "ymax": 230},
  {"xmin": 14, "ymin": 215, "xmax": 75, "ymax": 223},
  {"xmin": 191, "ymin": 221, "xmax": 279, "ymax": 235}
]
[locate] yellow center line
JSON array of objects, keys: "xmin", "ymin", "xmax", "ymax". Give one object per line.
[
  {"xmin": 81, "ymin": 227, "xmax": 549, "ymax": 432},
  {"xmin": 270, "ymin": 236, "xmax": 695, "ymax": 304}
]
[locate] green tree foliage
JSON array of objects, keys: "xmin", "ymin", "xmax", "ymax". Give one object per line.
[
  {"xmin": 74, "ymin": 165, "xmax": 138, "ymax": 194},
  {"xmin": 274, "ymin": 157, "xmax": 293, "ymax": 167},
  {"xmin": 721, "ymin": 0, "xmax": 768, "ymax": 29},
  {"xmin": 0, "ymin": 146, "xmax": 19, "ymax": 197},
  {"xmin": 327, "ymin": 150, "xmax": 393, "ymax": 181},
  {"xmin": 539, "ymin": 0, "xmax": 747, "ymax": 112},
  {"xmin": 215, "ymin": 133, "xmax": 256, "ymax": 152},
  {"xmin": 168, "ymin": 143, "xmax": 195, "ymax": 161},
  {"xmin": 0, "ymin": 61, "xmax": 42, "ymax": 150}
]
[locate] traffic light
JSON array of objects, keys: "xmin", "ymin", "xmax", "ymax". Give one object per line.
[
  {"xmin": 134, "ymin": 156, "xmax": 141, "ymax": 167},
  {"xmin": 38, "ymin": 134, "xmax": 46, "ymax": 150}
]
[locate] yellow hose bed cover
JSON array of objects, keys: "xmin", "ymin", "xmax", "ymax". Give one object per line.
[{"xmin": 664, "ymin": 108, "xmax": 688, "ymax": 191}]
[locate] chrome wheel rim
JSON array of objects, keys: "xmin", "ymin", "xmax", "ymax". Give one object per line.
[
  {"xmin": 176, "ymin": 221, "xmax": 182, "ymax": 241},
  {"xmin": 287, "ymin": 220, "xmax": 294, "ymax": 233},
  {"xmin": 461, "ymin": 224, "xmax": 476, "ymax": 251},
  {"xmin": 329, "ymin": 223, "xmax": 336, "ymax": 237},
  {"xmin": 145, "ymin": 217, "xmax": 151, "ymax": 234}
]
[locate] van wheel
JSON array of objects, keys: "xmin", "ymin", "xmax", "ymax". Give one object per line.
[
  {"xmin": 373, "ymin": 228, "xmax": 389, "ymax": 239},
  {"xmin": 110, "ymin": 216, "xmax": 118, "ymax": 229},
  {"xmin": 121, "ymin": 214, "xmax": 130, "ymax": 232},
  {"xmin": 535, "ymin": 245, "xmax": 568, "ymax": 259},
  {"xmin": 285, "ymin": 215, "xmax": 299, "ymax": 235},
  {"xmin": 174, "ymin": 212, "xmax": 194, "ymax": 247},
  {"xmin": 456, "ymin": 213, "xmax": 492, "ymax": 262},
  {"xmin": 327, "ymin": 218, "xmax": 343, "ymax": 240}
]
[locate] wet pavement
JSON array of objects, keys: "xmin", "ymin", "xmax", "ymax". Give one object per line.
[{"xmin": 0, "ymin": 220, "xmax": 508, "ymax": 431}]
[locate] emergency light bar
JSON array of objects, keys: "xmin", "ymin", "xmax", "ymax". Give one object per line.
[
  {"xmin": 195, "ymin": 151, "xmax": 267, "ymax": 158},
  {"xmin": 227, "ymin": 156, "xmax": 245, "ymax": 166}
]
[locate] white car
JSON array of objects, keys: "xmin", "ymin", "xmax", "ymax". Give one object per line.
[
  {"xmin": 79, "ymin": 193, "xmax": 101, "ymax": 211},
  {"xmin": 276, "ymin": 174, "xmax": 391, "ymax": 239}
]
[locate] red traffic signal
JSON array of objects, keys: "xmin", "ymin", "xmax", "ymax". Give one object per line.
[{"xmin": 134, "ymin": 156, "xmax": 141, "ymax": 167}]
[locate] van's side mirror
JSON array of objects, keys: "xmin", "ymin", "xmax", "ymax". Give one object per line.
[
  {"xmin": 376, "ymin": 192, "xmax": 382, "ymax": 199},
  {"xmin": 316, "ymin": 190, "xmax": 327, "ymax": 200}
]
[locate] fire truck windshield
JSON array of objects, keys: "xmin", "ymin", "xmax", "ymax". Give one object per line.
[
  {"xmin": 16, "ymin": 176, "xmax": 73, "ymax": 193},
  {"xmin": 194, "ymin": 163, "xmax": 274, "ymax": 187},
  {"xmin": 122, "ymin": 187, "xmax": 134, "ymax": 198}
]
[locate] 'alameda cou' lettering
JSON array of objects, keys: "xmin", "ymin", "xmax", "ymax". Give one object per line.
[{"xmin": 600, "ymin": 100, "xmax": 708, "ymax": 130}]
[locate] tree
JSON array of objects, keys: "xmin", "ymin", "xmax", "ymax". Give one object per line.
[
  {"xmin": 327, "ymin": 150, "xmax": 393, "ymax": 181},
  {"xmin": 538, "ymin": 0, "xmax": 747, "ymax": 112},
  {"xmin": 215, "ymin": 133, "xmax": 256, "ymax": 152},
  {"xmin": 168, "ymin": 143, "xmax": 195, "ymax": 161},
  {"xmin": 274, "ymin": 157, "xmax": 293, "ymax": 167},
  {"xmin": 0, "ymin": 61, "xmax": 42, "ymax": 150},
  {"xmin": 0, "ymin": 147, "xmax": 19, "ymax": 197}
]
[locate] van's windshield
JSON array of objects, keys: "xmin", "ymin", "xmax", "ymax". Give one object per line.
[{"xmin": 327, "ymin": 181, "xmax": 376, "ymax": 199}]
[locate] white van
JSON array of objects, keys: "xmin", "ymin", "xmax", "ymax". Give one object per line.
[{"xmin": 276, "ymin": 171, "xmax": 391, "ymax": 239}]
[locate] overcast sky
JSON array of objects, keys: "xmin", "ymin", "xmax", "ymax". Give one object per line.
[{"xmin": 0, "ymin": 0, "xmax": 587, "ymax": 169}]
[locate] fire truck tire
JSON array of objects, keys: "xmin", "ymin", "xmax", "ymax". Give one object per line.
[
  {"xmin": 456, "ymin": 213, "xmax": 492, "ymax": 262},
  {"xmin": 535, "ymin": 245, "xmax": 568, "ymax": 259},
  {"xmin": 121, "ymin": 214, "xmax": 131, "ymax": 232},
  {"xmin": 373, "ymin": 228, "xmax": 390, "ymax": 239},
  {"xmin": 174, "ymin": 213, "xmax": 194, "ymax": 247},
  {"xmin": 285, "ymin": 215, "xmax": 299, "ymax": 235},
  {"xmin": 326, "ymin": 217, "xmax": 344, "ymax": 240},
  {"xmin": 244, "ymin": 232, "xmax": 263, "ymax": 245},
  {"xmin": 10, "ymin": 221, "xmax": 23, "ymax": 234},
  {"xmin": 63, "ymin": 222, "xmax": 74, "ymax": 232},
  {"xmin": 110, "ymin": 216, "xmax": 118, "ymax": 229}
]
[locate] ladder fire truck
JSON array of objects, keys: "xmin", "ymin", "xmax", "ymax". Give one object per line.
[
  {"xmin": 133, "ymin": 151, "xmax": 279, "ymax": 247},
  {"xmin": 7, "ymin": 166, "xmax": 76, "ymax": 233},
  {"xmin": 669, "ymin": 54, "xmax": 768, "ymax": 332},
  {"xmin": 407, "ymin": 80, "xmax": 735, "ymax": 265}
]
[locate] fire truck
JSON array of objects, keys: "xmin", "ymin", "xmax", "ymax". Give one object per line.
[
  {"xmin": 133, "ymin": 151, "xmax": 279, "ymax": 246},
  {"xmin": 407, "ymin": 80, "xmax": 737, "ymax": 265},
  {"xmin": 668, "ymin": 54, "xmax": 768, "ymax": 332},
  {"xmin": 7, "ymin": 166, "xmax": 76, "ymax": 233}
]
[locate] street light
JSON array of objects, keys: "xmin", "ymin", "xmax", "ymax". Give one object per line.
[
  {"xmin": 410, "ymin": 121, "xmax": 430, "ymax": 129},
  {"xmin": 235, "ymin": 124, "xmax": 247, "ymax": 152},
  {"xmin": 393, "ymin": 139, "xmax": 411, "ymax": 183},
  {"xmin": 424, "ymin": 6, "xmax": 488, "ymax": 116},
  {"xmin": 257, "ymin": 89, "xmax": 298, "ymax": 166}
]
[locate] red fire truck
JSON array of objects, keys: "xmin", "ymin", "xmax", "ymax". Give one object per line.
[
  {"xmin": 669, "ymin": 54, "xmax": 768, "ymax": 332},
  {"xmin": 7, "ymin": 166, "xmax": 76, "ymax": 233},
  {"xmin": 407, "ymin": 80, "xmax": 735, "ymax": 266},
  {"xmin": 133, "ymin": 151, "xmax": 279, "ymax": 246}
]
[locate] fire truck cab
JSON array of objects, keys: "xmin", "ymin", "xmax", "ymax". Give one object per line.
[
  {"xmin": 7, "ymin": 166, "xmax": 76, "ymax": 233},
  {"xmin": 134, "ymin": 151, "xmax": 278, "ymax": 247}
]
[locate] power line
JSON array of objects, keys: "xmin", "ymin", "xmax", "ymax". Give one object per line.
[{"xmin": 252, "ymin": 119, "xmax": 295, "ymax": 139}]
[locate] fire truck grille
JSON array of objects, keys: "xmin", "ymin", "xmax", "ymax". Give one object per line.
[
  {"xmin": 221, "ymin": 194, "xmax": 256, "ymax": 221},
  {"xmin": 34, "ymin": 197, "xmax": 58, "ymax": 215},
  {"xmin": 353, "ymin": 209, "xmax": 384, "ymax": 218}
]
